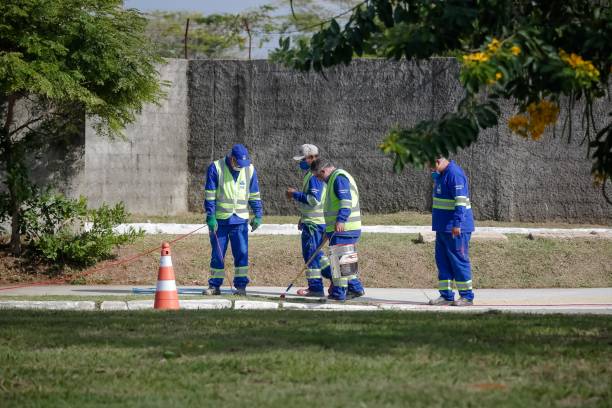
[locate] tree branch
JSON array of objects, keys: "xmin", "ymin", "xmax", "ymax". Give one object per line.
[{"xmin": 8, "ymin": 111, "xmax": 53, "ymax": 137}]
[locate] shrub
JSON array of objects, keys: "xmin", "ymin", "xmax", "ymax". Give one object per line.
[{"xmin": 18, "ymin": 190, "xmax": 142, "ymax": 268}]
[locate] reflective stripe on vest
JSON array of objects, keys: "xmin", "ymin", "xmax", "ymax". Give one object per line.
[
  {"xmin": 299, "ymin": 172, "xmax": 326, "ymax": 225},
  {"xmin": 324, "ymin": 169, "xmax": 361, "ymax": 232},
  {"xmin": 213, "ymin": 159, "xmax": 253, "ymax": 220},
  {"xmin": 432, "ymin": 196, "xmax": 472, "ymax": 211}
]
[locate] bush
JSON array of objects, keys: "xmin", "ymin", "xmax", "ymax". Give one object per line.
[{"xmin": 18, "ymin": 190, "xmax": 142, "ymax": 268}]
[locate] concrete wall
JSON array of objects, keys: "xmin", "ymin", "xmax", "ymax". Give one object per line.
[
  {"xmin": 73, "ymin": 57, "xmax": 611, "ymax": 222},
  {"xmin": 83, "ymin": 59, "xmax": 189, "ymax": 214},
  {"xmin": 188, "ymin": 58, "xmax": 612, "ymax": 223}
]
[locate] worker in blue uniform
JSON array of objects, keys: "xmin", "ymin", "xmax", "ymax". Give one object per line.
[
  {"xmin": 286, "ymin": 144, "xmax": 331, "ymax": 297},
  {"xmin": 429, "ymin": 156, "xmax": 475, "ymax": 306},
  {"xmin": 202, "ymin": 144, "xmax": 263, "ymax": 296},
  {"xmin": 311, "ymin": 159, "xmax": 365, "ymax": 301}
]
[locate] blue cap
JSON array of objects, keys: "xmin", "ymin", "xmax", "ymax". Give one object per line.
[{"xmin": 231, "ymin": 144, "xmax": 251, "ymax": 167}]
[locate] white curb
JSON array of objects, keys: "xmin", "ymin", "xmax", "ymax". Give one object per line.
[
  {"xmin": 127, "ymin": 300, "xmax": 154, "ymax": 310},
  {"xmin": 0, "ymin": 301, "xmax": 95, "ymax": 311},
  {"xmin": 492, "ymin": 306, "xmax": 612, "ymax": 315},
  {"xmin": 0, "ymin": 299, "xmax": 609, "ymax": 314},
  {"xmin": 378, "ymin": 304, "xmax": 421, "ymax": 311},
  {"xmin": 282, "ymin": 302, "xmax": 379, "ymax": 311},
  {"xmin": 180, "ymin": 299, "xmax": 231, "ymax": 309},
  {"xmin": 379, "ymin": 304, "xmax": 493, "ymax": 313},
  {"xmin": 100, "ymin": 301, "xmax": 128, "ymax": 311},
  {"xmin": 107, "ymin": 223, "xmax": 612, "ymax": 237},
  {"xmin": 234, "ymin": 300, "xmax": 279, "ymax": 310}
]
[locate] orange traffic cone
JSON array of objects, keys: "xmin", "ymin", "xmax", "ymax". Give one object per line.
[{"xmin": 154, "ymin": 242, "xmax": 179, "ymax": 310}]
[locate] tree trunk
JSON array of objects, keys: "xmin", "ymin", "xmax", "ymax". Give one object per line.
[{"xmin": 1, "ymin": 94, "xmax": 22, "ymax": 255}]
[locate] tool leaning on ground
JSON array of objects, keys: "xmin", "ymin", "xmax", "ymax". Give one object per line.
[{"xmin": 279, "ymin": 233, "xmax": 334, "ymax": 300}]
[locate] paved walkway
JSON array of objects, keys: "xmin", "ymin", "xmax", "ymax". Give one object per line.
[
  {"xmin": 109, "ymin": 223, "xmax": 612, "ymax": 238},
  {"xmin": 1, "ymin": 286, "xmax": 611, "ymax": 314}
]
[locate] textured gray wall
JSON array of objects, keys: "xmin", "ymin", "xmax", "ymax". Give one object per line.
[
  {"xmin": 188, "ymin": 59, "xmax": 433, "ymax": 216},
  {"xmin": 83, "ymin": 59, "xmax": 189, "ymax": 214},
  {"xmin": 188, "ymin": 58, "xmax": 612, "ymax": 223}
]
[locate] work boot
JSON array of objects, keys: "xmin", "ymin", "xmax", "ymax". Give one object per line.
[
  {"xmin": 327, "ymin": 294, "xmax": 345, "ymax": 302},
  {"xmin": 233, "ymin": 287, "xmax": 247, "ymax": 296},
  {"xmin": 202, "ymin": 286, "xmax": 221, "ymax": 296},
  {"xmin": 347, "ymin": 290, "xmax": 365, "ymax": 300},
  {"xmin": 428, "ymin": 296, "xmax": 453, "ymax": 306},
  {"xmin": 297, "ymin": 288, "xmax": 325, "ymax": 297},
  {"xmin": 451, "ymin": 297, "xmax": 473, "ymax": 306}
]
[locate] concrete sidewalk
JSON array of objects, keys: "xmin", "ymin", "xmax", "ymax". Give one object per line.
[{"xmin": 1, "ymin": 285, "xmax": 611, "ymax": 314}]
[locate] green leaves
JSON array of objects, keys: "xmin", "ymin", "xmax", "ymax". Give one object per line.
[
  {"xmin": 380, "ymin": 97, "xmax": 496, "ymax": 171},
  {"xmin": 0, "ymin": 0, "xmax": 163, "ymax": 255},
  {"xmin": 273, "ymin": 0, "xmax": 612, "ymax": 188},
  {"xmin": 0, "ymin": 0, "xmax": 164, "ymax": 139},
  {"xmin": 18, "ymin": 190, "xmax": 143, "ymax": 267}
]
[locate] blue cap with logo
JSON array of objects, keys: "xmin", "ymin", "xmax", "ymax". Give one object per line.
[{"xmin": 231, "ymin": 144, "xmax": 251, "ymax": 167}]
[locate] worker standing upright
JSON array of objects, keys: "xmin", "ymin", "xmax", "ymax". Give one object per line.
[
  {"xmin": 429, "ymin": 156, "xmax": 475, "ymax": 306},
  {"xmin": 202, "ymin": 144, "xmax": 263, "ymax": 296},
  {"xmin": 311, "ymin": 159, "xmax": 365, "ymax": 301},
  {"xmin": 286, "ymin": 144, "xmax": 331, "ymax": 297}
]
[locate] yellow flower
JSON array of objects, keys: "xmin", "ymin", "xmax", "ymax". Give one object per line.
[
  {"xmin": 559, "ymin": 49, "xmax": 600, "ymax": 81},
  {"xmin": 510, "ymin": 45, "xmax": 521, "ymax": 56},
  {"xmin": 508, "ymin": 114, "xmax": 529, "ymax": 138},
  {"xmin": 508, "ymin": 100, "xmax": 559, "ymax": 140},
  {"xmin": 593, "ymin": 171, "xmax": 606, "ymax": 187},
  {"xmin": 487, "ymin": 38, "xmax": 501, "ymax": 53},
  {"xmin": 487, "ymin": 72, "xmax": 504, "ymax": 85},
  {"xmin": 462, "ymin": 52, "xmax": 490, "ymax": 63}
]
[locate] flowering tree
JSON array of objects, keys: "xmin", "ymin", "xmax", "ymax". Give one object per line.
[{"xmin": 271, "ymin": 0, "xmax": 612, "ymax": 200}]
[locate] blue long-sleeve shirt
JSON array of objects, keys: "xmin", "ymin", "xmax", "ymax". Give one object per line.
[
  {"xmin": 328, "ymin": 173, "xmax": 360, "ymax": 243},
  {"xmin": 292, "ymin": 171, "xmax": 325, "ymax": 227},
  {"xmin": 292, "ymin": 171, "xmax": 324, "ymax": 206},
  {"xmin": 432, "ymin": 160, "xmax": 475, "ymax": 233},
  {"xmin": 204, "ymin": 156, "xmax": 263, "ymax": 225}
]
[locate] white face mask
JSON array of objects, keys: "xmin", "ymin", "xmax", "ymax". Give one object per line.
[{"xmin": 231, "ymin": 164, "xmax": 242, "ymax": 172}]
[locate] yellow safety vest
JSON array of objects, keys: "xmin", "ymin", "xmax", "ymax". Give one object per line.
[
  {"xmin": 324, "ymin": 169, "xmax": 361, "ymax": 233},
  {"xmin": 208, "ymin": 159, "xmax": 254, "ymax": 220},
  {"xmin": 299, "ymin": 172, "xmax": 326, "ymax": 225}
]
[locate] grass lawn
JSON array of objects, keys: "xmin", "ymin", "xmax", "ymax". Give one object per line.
[
  {"xmin": 0, "ymin": 310, "xmax": 610, "ymax": 407},
  {"xmin": 127, "ymin": 211, "xmax": 612, "ymax": 228}
]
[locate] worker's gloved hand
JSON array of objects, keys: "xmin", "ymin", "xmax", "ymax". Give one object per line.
[
  {"xmin": 250, "ymin": 217, "xmax": 262, "ymax": 232},
  {"xmin": 206, "ymin": 215, "xmax": 218, "ymax": 232}
]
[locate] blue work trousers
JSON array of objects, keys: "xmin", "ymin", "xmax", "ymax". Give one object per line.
[
  {"xmin": 301, "ymin": 224, "xmax": 331, "ymax": 293},
  {"xmin": 435, "ymin": 232, "xmax": 474, "ymax": 301},
  {"xmin": 209, "ymin": 223, "xmax": 249, "ymax": 289}
]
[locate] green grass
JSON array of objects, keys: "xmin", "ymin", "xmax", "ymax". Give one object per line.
[
  {"xmin": 0, "ymin": 311, "xmax": 610, "ymax": 407},
  {"xmin": 127, "ymin": 211, "xmax": 611, "ymax": 228}
]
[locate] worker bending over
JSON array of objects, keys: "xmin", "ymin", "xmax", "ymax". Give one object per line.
[
  {"xmin": 286, "ymin": 144, "xmax": 332, "ymax": 297},
  {"xmin": 311, "ymin": 159, "xmax": 365, "ymax": 301},
  {"xmin": 203, "ymin": 144, "xmax": 263, "ymax": 296}
]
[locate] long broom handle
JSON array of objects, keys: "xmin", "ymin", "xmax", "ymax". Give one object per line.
[{"xmin": 283, "ymin": 232, "xmax": 333, "ymax": 293}]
